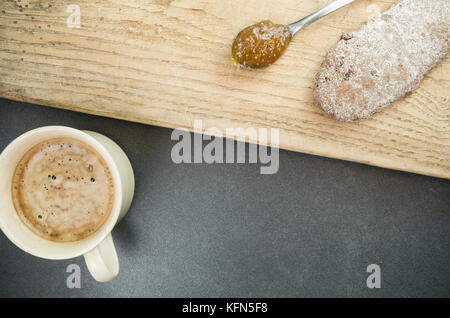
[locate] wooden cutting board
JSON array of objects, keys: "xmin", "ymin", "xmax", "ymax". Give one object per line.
[{"xmin": 1, "ymin": 0, "xmax": 449, "ymax": 178}]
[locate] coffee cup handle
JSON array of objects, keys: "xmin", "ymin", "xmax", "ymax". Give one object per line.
[{"xmin": 84, "ymin": 233, "xmax": 119, "ymax": 282}]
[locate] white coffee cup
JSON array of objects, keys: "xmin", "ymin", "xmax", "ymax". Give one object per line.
[{"xmin": 0, "ymin": 126, "xmax": 135, "ymax": 282}]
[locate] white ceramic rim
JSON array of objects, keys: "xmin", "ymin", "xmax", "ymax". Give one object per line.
[{"xmin": 0, "ymin": 126, "xmax": 123, "ymax": 260}]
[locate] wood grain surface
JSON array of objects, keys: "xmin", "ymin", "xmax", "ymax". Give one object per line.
[{"xmin": 0, "ymin": 0, "xmax": 449, "ymax": 178}]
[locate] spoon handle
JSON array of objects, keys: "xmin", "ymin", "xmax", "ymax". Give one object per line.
[{"xmin": 287, "ymin": 0, "xmax": 355, "ymax": 35}]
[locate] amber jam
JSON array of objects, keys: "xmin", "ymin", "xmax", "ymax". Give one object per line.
[{"xmin": 231, "ymin": 20, "xmax": 292, "ymax": 69}]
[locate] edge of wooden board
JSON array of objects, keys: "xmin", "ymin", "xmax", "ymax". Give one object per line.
[{"xmin": 2, "ymin": 93, "xmax": 449, "ymax": 180}]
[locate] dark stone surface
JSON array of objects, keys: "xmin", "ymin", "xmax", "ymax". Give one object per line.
[{"xmin": 0, "ymin": 98, "xmax": 449, "ymax": 297}]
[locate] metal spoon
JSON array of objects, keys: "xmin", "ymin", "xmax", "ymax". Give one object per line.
[
  {"xmin": 287, "ymin": 0, "xmax": 355, "ymax": 36},
  {"xmin": 231, "ymin": 0, "xmax": 355, "ymax": 69}
]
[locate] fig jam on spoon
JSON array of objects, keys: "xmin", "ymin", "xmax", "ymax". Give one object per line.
[{"xmin": 231, "ymin": 0, "xmax": 355, "ymax": 69}]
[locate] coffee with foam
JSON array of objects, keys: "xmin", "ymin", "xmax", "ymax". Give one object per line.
[{"xmin": 11, "ymin": 137, "xmax": 114, "ymax": 242}]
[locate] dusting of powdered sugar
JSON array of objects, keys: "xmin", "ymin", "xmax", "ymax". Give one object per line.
[{"xmin": 313, "ymin": 0, "xmax": 450, "ymax": 121}]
